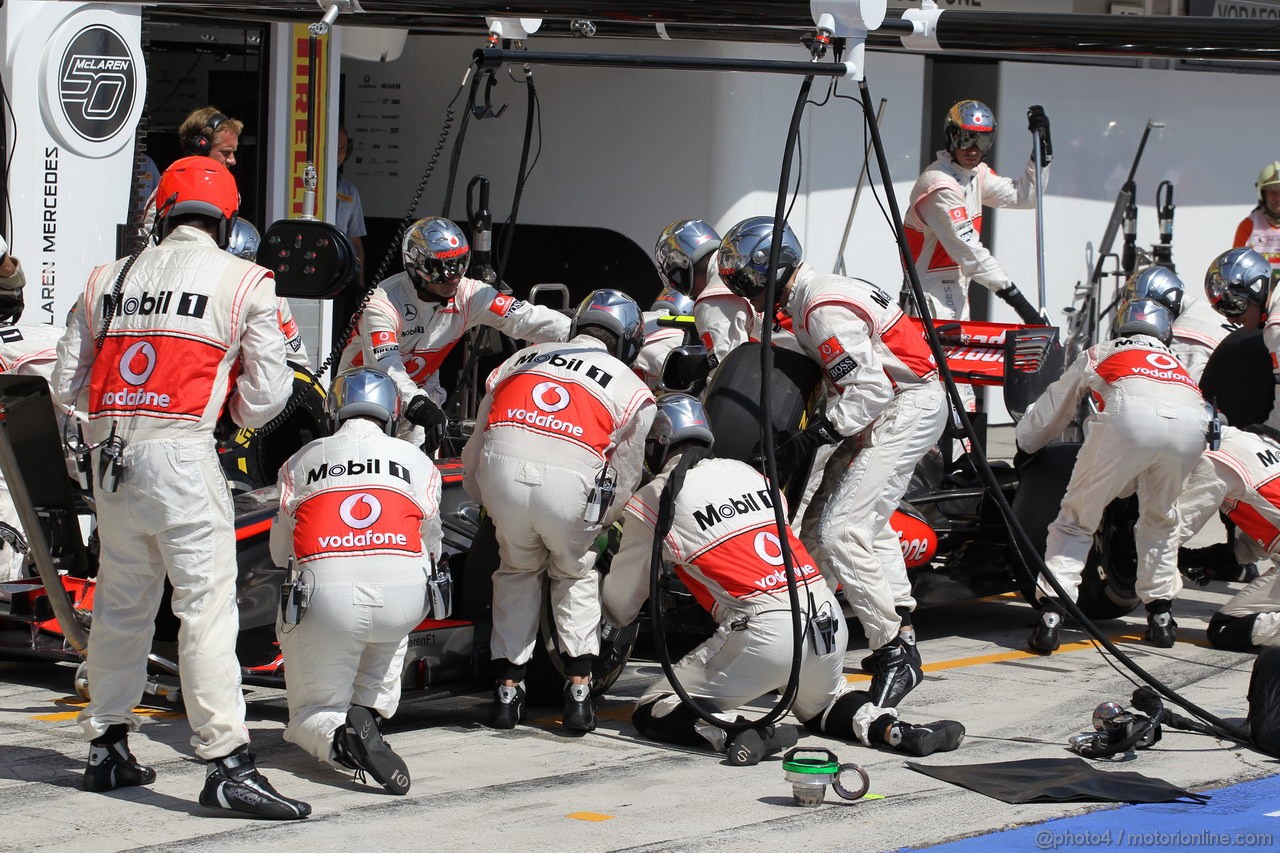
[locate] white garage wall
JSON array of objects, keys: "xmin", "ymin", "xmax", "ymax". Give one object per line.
[{"xmin": 342, "ymin": 37, "xmax": 924, "ymax": 291}]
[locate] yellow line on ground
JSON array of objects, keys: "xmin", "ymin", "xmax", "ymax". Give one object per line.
[
  {"xmin": 33, "ymin": 697, "xmax": 183, "ymax": 722},
  {"xmin": 566, "ymin": 812, "xmax": 615, "ymax": 821}
]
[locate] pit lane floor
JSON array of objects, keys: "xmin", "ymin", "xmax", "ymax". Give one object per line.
[{"xmin": 0, "ymin": 582, "xmax": 1275, "ymax": 853}]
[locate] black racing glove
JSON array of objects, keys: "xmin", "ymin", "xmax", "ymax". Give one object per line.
[
  {"xmin": 1027, "ymin": 105, "xmax": 1052, "ymax": 167},
  {"xmin": 405, "ymin": 394, "xmax": 448, "ymax": 454},
  {"xmin": 0, "ymin": 288, "xmax": 22, "ymax": 325},
  {"xmin": 997, "ymin": 284, "xmax": 1044, "ymax": 325},
  {"xmin": 773, "ymin": 415, "xmax": 842, "ymax": 475}
]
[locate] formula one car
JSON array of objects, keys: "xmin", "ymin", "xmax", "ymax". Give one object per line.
[{"xmin": 0, "ymin": 370, "xmax": 635, "ymax": 706}]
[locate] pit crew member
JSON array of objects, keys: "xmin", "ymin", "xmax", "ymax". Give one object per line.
[
  {"xmin": 719, "ymin": 216, "xmax": 947, "ymax": 710},
  {"xmin": 633, "ymin": 287, "xmax": 695, "ymax": 392},
  {"xmin": 1233, "ymin": 162, "xmax": 1280, "ymax": 283},
  {"xmin": 271, "ymin": 367, "xmax": 442, "ymax": 796},
  {"xmin": 340, "ymin": 216, "xmax": 570, "ymax": 450},
  {"xmin": 51, "ymin": 157, "xmax": 308, "ymax": 819},
  {"xmin": 1017, "ymin": 299, "xmax": 1207, "ymax": 652},
  {"xmin": 602, "ymin": 395, "xmax": 965, "ymax": 763},
  {"xmin": 462, "ymin": 290, "xmax": 655, "ymax": 733}
]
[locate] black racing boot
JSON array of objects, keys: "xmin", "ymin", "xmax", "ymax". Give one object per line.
[
  {"xmin": 1028, "ymin": 601, "xmax": 1063, "ymax": 653},
  {"xmin": 889, "ymin": 720, "xmax": 966, "ymax": 757},
  {"xmin": 1144, "ymin": 600, "xmax": 1177, "ymax": 648},
  {"xmin": 84, "ymin": 724, "xmax": 156, "ymax": 792},
  {"xmin": 861, "ymin": 612, "xmax": 919, "ymax": 674},
  {"xmin": 199, "ymin": 749, "xmax": 311, "ymax": 820},
  {"xmin": 489, "ymin": 682, "xmax": 527, "ymax": 730},
  {"xmin": 866, "ymin": 638, "xmax": 924, "ymax": 708},
  {"xmin": 725, "ymin": 724, "xmax": 799, "ymax": 767},
  {"xmin": 562, "ymin": 681, "xmax": 597, "ymax": 732},
  {"xmin": 333, "ymin": 705, "xmax": 410, "ymax": 795}
]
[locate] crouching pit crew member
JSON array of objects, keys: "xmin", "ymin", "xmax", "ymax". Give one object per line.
[
  {"xmin": 1017, "ymin": 298, "xmax": 1208, "ymax": 652},
  {"xmin": 719, "ymin": 217, "xmax": 946, "ymax": 711},
  {"xmin": 51, "ymin": 157, "xmax": 308, "ymax": 819},
  {"xmin": 1172, "ymin": 422, "xmax": 1280, "ymax": 652},
  {"xmin": 463, "ymin": 290, "xmax": 656, "ymax": 732},
  {"xmin": 270, "ymin": 367, "xmax": 443, "ymax": 795},
  {"xmin": 602, "ymin": 395, "xmax": 965, "ymax": 764},
  {"xmin": 341, "ymin": 216, "xmax": 569, "ymax": 452}
]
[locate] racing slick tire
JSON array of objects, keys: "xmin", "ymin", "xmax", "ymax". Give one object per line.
[
  {"xmin": 1009, "ymin": 443, "xmax": 1138, "ymax": 619},
  {"xmin": 217, "ymin": 363, "xmax": 327, "ymax": 492}
]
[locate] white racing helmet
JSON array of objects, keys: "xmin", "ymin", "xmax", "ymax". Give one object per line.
[
  {"xmin": 572, "ymin": 289, "xmax": 645, "ymax": 366},
  {"xmin": 646, "ymin": 393, "xmax": 714, "ymax": 471},
  {"xmin": 326, "ymin": 367, "xmax": 402, "ymax": 435}
]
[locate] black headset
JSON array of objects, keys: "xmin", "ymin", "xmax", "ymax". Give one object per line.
[{"xmin": 183, "ymin": 112, "xmax": 231, "ymax": 157}]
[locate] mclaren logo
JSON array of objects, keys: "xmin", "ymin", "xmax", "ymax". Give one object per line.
[{"xmin": 58, "ymin": 25, "xmax": 137, "ymax": 143}]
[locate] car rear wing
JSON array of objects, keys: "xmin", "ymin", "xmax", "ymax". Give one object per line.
[{"xmin": 908, "ymin": 319, "xmax": 1064, "ymax": 421}]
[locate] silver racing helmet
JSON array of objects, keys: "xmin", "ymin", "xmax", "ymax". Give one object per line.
[
  {"xmin": 654, "ymin": 219, "xmax": 721, "ymax": 294},
  {"xmin": 1122, "ymin": 266, "xmax": 1185, "ymax": 318},
  {"xmin": 944, "ymin": 99, "xmax": 997, "ymax": 154},
  {"xmin": 226, "ymin": 218, "xmax": 261, "ymax": 261},
  {"xmin": 572, "ymin": 289, "xmax": 645, "ymax": 366},
  {"xmin": 402, "ymin": 216, "xmax": 471, "ymax": 294},
  {"xmin": 651, "ymin": 287, "xmax": 694, "ymax": 316},
  {"xmin": 1205, "ymin": 247, "xmax": 1272, "ymax": 319},
  {"xmin": 646, "ymin": 393, "xmax": 715, "ymax": 471},
  {"xmin": 326, "ymin": 367, "xmax": 402, "ymax": 435},
  {"xmin": 1113, "ymin": 298, "xmax": 1174, "ymax": 344},
  {"xmin": 717, "ymin": 216, "xmax": 803, "ymax": 301}
]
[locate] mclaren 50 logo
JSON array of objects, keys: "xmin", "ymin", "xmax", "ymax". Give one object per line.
[{"xmin": 58, "ymin": 25, "xmax": 136, "ymax": 143}]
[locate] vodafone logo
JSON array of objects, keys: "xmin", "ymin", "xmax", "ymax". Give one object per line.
[
  {"xmin": 339, "ymin": 493, "xmax": 382, "ymax": 530},
  {"xmin": 532, "ymin": 381, "xmax": 571, "ymax": 413},
  {"xmin": 754, "ymin": 531, "xmax": 785, "ymax": 567},
  {"xmin": 1146, "ymin": 353, "xmax": 1179, "ymax": 370},
  {"xmin": 404, "ymin": 355, "xmax": 429, "ymax": 381},
  {"xmin": 119, "ymin": 341, "xmax": 157, "ymax": 385}
]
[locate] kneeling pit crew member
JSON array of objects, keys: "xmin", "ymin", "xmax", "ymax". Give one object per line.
[
  {"xmin": 602, "ymin": 395, "xmax": 965, "ymax": 764},
  {"xmin": 270, "ymin": 367, "xmax": 443, "ymax": 795}
]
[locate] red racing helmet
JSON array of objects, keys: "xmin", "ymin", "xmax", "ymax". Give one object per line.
[{"xmin": 154, "ymin": 156, "xmax": 240, "ymax": 247}]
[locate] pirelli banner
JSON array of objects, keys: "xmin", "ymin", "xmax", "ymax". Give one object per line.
[
  {"xmin": 287, "ymin": 23, "xmax": 330, "ymax": 219},
  {"xmin": 0, "ymin": 1, "xmax": 146, "ymax": 326}
]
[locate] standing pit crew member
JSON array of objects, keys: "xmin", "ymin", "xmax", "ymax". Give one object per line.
[
  {"xmin": 462, "ymin": 290, "xmax": 656, "ymax": 733},
  {"xmin": 718, "ymin": 217, "xmax": 947, "ymax": 711},
  {"xmin": 271, "ymin": 367, "xmax": 442, "ymax": 795},
  {"xmin": 51, "ymin": 157, "xmax": 309, "ymax": 820},
  {"xmin": 340, "ymin": 216, "xmax": 570, "ymax": 450},
  {"xmin": 602, "ymin": 395, "xmax": 965, "ymax": 763},
  {"xmin": 336, "ymin": 126, "xmax": 369, "ymax": 289},
  {"xmin": 1017, "ymin": 298, "xmax": 1208, "ymax": 652},
  {"xmin": 903, "ymin": 99, "xmax": 1048, "ymax": 326},
  {"xmin": 138, "ymin": 107, "xmax": 243, "ymax": 241},
  {"xmin": 1233, "ymin": 162, "xmax": 1280, "ymax": 283},
  {"xmin": 1173, "ymin": 423, "xmax": 1280, "ymax": 652}
]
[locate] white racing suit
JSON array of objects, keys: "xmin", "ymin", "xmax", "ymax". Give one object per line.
[
  {"xmin": 340, "ymin": 273, "xmax": 569, "ymax": 442},
  {"xmin": 0, "ymin": 323, "xmax": 66, "ymax": 580},
  {"xmin": 632, "ymin": 310, "xmax": 686, "ymax": 392},
  {"xmin": 462, "ymin": 335, "xmax": 655, "ymax": 676},
  {"xmin": 1174, "ymin": 425, "xmax": 1280, "ymax": 648},
  {"xmin": 1234, "ymin": 209, "xmax": 1280, "ymax": 282},
  {"xmin": 786, "ymin": 264, "xmax": 947, "ymax": 650},
  {"xmin": 1171, "ymin": 292, "xmax": 1237, "ymax": 384},
  {"xmin": 1016, "ymin": 334, "xmax": 1207, "ymax": 606},
  {"xmin": 269, "ymin": 418, "xmax": 442, "ymax": 764},
  {"xmin": 603, "ymin": 456, "xmax": 898, "ymax": 748},
  {"xmin": 51, "ymin": 225, "xmax": 293, "ymax": 760}
]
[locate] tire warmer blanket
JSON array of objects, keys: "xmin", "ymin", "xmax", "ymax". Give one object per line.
[{"xmin": 906, "ymin": 757, "xmax": 1209, "ymax": 805}]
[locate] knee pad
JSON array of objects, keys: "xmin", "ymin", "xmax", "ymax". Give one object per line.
[
  {"xmin": 631, "ymin": 695, "xmax": 707, "ymax": 747},
  {"xmin": 800, "ymin": 689, "xmax": 872, "ymax": 738},
  {"xmin": 1208, "ymin": 612, "xmax": 1260, "ymax": 652}
]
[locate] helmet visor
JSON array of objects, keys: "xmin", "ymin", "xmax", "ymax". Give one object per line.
[{"xmin": 951, "ymin": 129, "xmax": 995, "ymax": 153}]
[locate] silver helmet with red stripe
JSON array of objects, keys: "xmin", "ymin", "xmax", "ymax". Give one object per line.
[
  {"xmin": 572, "ymin": 289, "xmax": 645, "ymax": 366},
  {"xmin": 403, "ymin": 217, "xmax": 470, "ymax": 295},
  {"xmin": 326, "ymin": 367, "xmax": 402, "ymax": 435},
  {"xmin": 1113, "ymin": 298, "xmax": 1174, "ymax": 344},
  {"xmin": 646, "ymin": 393, "xmax": 714, "ymax": 471}
]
